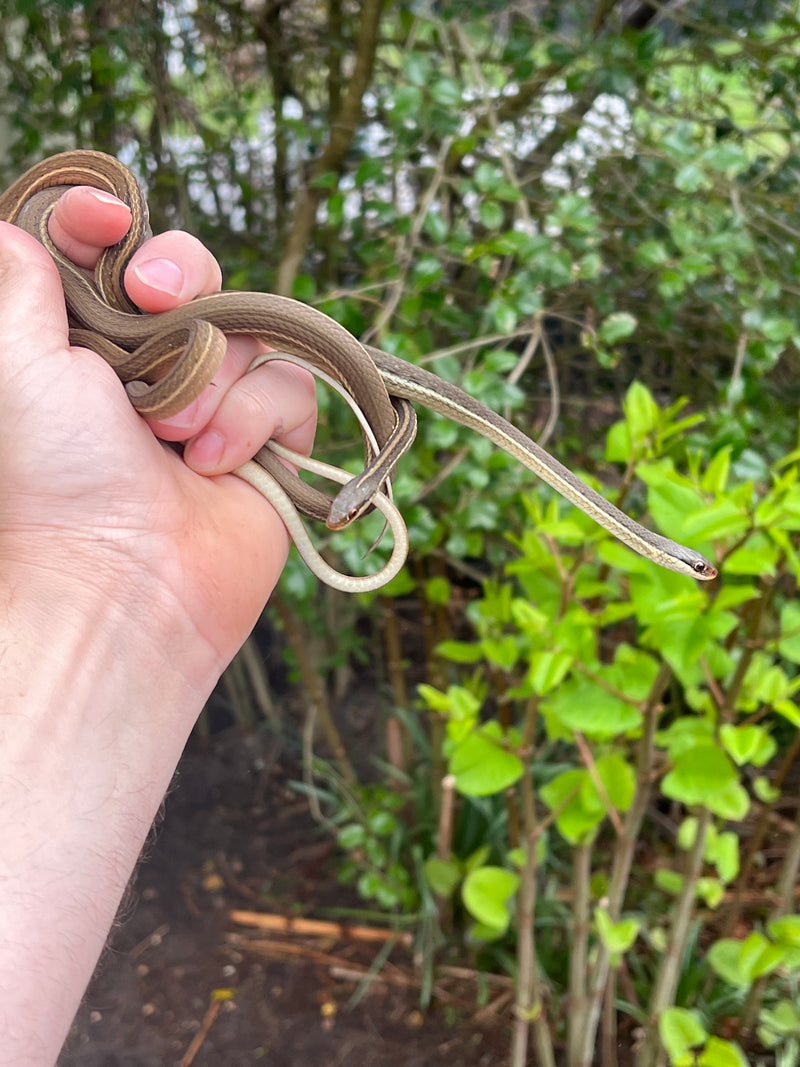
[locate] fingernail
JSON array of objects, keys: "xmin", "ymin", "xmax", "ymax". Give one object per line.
[
  {"xmin": 185, "ymin": 429, "xmax": 225, "ymax": 469},
  {"xmin": 132, "ymin": 257, "xmax": 184, "ymax": 297},
  {"xmin": 87, "ymin": 188, "xmax": 126, "ymax": 208},
  {"xmin": 154, "ymin": 398, "xmax": 199, "ymax": 431}
]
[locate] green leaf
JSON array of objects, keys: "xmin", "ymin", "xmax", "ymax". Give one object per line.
[
  {"xmin": 449, "ymin": 728, "xmax": 524, "ymax": 797},
  {"xmin": 595, "ymin": 906, "xmax": 640, "ymax": 958},
  {"xmin": 337, "ymin": 823, "xmax": 366, "ymax": 850},
  {"xmin": 424, "ymin": 211, "xmax": 448, "ymax": 243},
  {"xmin": 774, "ymin": 700, "xmax": 800, "ymax": 728},
  {"xmin": 540, "ymin": 768, "xmax": 602, "ymax": 844},
  {"xmin": 701, "ymin": 448, "xmax": 731, "ymax": 495},
  {"xmin": 659, "ymin": 1007, "xmax": 707, "ymax": 1061},
  {"xmin": 435, "ymin": 640, "xmax": 484, "ymax": 664},
  {"xmin": 697, "ymin": 877, "xmax": 724, "ymax": 908},
  {"xmin": 698, "ymin": 1037, "xmax": 749, "ymax": 1067},
  {"xmin": 661, "ymin": 743, "xmax": 736, "ymax": 809},
  {"xmin": 403, "ymin": 51, "xmax": 431, "ymax": 87},
  {"xmin": 424, "ymin": 856, "xmax": 461, "ymax": 898},
  {"xmin": 527, "ymin": 650, "xmax": 574, "ymax": 696},
  {"xmin": 542, "ymin": 675, "xmax": 642, "ymax": 738},
  {"xmin": 656, "ymin": 868, "xmax": 684, "ymax": 896},
  {"xmin": 292, "ymin": 274, "xmax": 317, "ymax": 302},
  {"xmin": 657, "ymin": 720, "xmax": 715, "ymax": 765},
  {"xmin": 778, "ymin": 602, "xmax": 800, "ymax": 664},
  {"xmin": 708, "ymin": 779, "xmax": 750, "ymax": 821},
  {"xmin": 425, "ymin": 575, "xmax": 452, "ymax": 605},
  {"xmin": 768, "ymin": 915, "xmax": 800, "ymax": 949},
  {"xmin": 481, "ymin": 635, "xmax": 519, "ymax": 671},
  {"xmin": 595, "ymin": 753, "xmax": 636, "ymax": 812},
  {"xmin": 464, "ymin": 845, "xmax": 491, "ymax": 874},
  {"xmin": 701, "ymin": 143, "xmax": 749, "ymax": 172},
  {"xmin": 624, "ymin": 380, "xmax": 660, "ymax": 440},
  {"xmin": 598, "ymin": 312, "xmax": 637, "ymax": 346},
  {"xmin": 754, "ymin": 776, "xmax": 780, "ymax": 803},
  {"xmin": 479, "ymin": 200, "xmax": 504, "ymax": 229},
  {"xmin": 719, "ymin": 724, "xmax": 776, "ymax": 767},
  {"xmin": 674, "ymin": 162, "xmax": 713, "ymax": 192},
  {"xmin": 708, "ymin": 933, "xmax": 785, "ymax": 989},
  {"xmin": 430, "ymin": 76, "xmax": 462, "ymax": 107},
  {"xmin": 707, "ymin": 831, "xmax": 739, "ymax": 884},
  {"xmin": 682, "ymin": 499, "xmax": 749, "ymax": 541},
  {"xmin": 758, "ymin": 999, "xmax": 800, "ymax": 1045},
  {"xmin": 724, "ymin": 537, "xmax": 780, "ymax": 576},
  {"xmin": 461, "ymin": 866, "xmax": 519, "ymax": 933},
  {"xmin": 635, "ymin": 239, "xmax": 670, "ymax": 268},
  {"xmin": 677, "ymin": 815, "xmax": 700, "ymax": 851}
]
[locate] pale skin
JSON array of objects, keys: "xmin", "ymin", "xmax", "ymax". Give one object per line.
[{"xmin": 0, "ymin": 188, "xmax": 316, "ymax": 1065}]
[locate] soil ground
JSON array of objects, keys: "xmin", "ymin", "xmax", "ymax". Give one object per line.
[{"xmin": 57, "ymin": 720, "xmax": 510, "ymax": 1067}]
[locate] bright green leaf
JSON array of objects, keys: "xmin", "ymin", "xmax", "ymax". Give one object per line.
[
  {"xmin": 778, "ymin": 602, "xmax": 800, "ymax": 664},
  {"xmin": 662, "ymin": 743, "xmax": 736, "ymax": 807},
  {"xmin": 462, "ymin": 866, "xmax": 519, "ymax": 932},
  {"xmin": 659, "ymin": 1007, "xmax": 707, "ymax": 1061},
  {"xmin": 698, "ymin": 1036, "xmax": 749, "ymax": 1067},
  {"xmin": 449, "ymin": 729, "xmax": 524, "ymax": 797},
  {"xmin": 720, "ymin": 724, "xmax": 776, "ymax": 767}
]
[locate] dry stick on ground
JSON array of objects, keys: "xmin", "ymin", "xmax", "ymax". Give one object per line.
[
  {"xmin": 230, "ymin": 909, "xmax": 413, "ymax": 946},
  {"xmin": 275, "ymin": 0, "xmax": 385, "ymax": 296},
  {"xmin": 576, "ymin": 663, "xmax": 671, "ymax": 1066},
  {"xmin": 229, "ymin": 930, "xmax": 514, "ymax": 1014},
  {"xmin": 637, "ymin": 809, "xmax": 712, "ymax": 1067},
  {"xmin": 178, "ymin": 994, "xmax": 229, "ymax": 1067}
]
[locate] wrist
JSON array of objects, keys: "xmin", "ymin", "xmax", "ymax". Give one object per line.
[
  {"xmin": 0, "ymin": 550, "xmax": 220, "ymax": 766},
  {"xmin": 0, "ymin": 559, "xmax": 217, "ymax": 1064}
]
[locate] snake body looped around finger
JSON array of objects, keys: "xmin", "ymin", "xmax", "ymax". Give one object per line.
[{"xmin": 0, "ymin": 150, "xmax": 718, "ymax": 589}]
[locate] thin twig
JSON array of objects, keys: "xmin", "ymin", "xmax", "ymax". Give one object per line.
[
  {"xmin": 537, "ymin": 325, "xmax": 561, "ymax": 446},
  {"xmin": 437, "ymin": 774, "xmax": 457, "ymax": 860},
  {"xmin": 574, "ymin": 730, "xmax": 624, "ymax": 836},
  {"xmin": 568, "ymin": 842, "xmax": 593, "ymax": 1065},
  {"xmin": 637, "ymin": 809, "xmax": 711, "ymax": 1067},
  {"xmin": 577, "ymin": 665, "xmax": 670, "ymax": 1065},
  {"xmin": 179, "ymin": 995, "xmax": 227, "ymax": 1067},
  {"xmin": 364, "ymin": 134, "xmax": 454, "ymax": 342},
  {"xmin": 511, "ymin": 759, "xmax": 556, "ymax": 1067}
]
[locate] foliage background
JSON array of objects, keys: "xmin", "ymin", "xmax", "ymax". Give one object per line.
[{"xmin": 2, "ymin": 1, "xmax": 800, "ymax": 1065}]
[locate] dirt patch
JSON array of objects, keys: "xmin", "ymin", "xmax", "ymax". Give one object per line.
[{"xmin": 58, "ymin": 728, "xmax": 509, "ymax": 1066}]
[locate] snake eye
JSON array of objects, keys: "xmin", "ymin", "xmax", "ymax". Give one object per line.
[{"xmin": 693, "ymin": 559, "xmax": 718, "ymax": 580}]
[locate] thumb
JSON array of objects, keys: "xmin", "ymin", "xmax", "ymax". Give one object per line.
[{"xmin": 0, "ymin": 221, "xmax": 70, "ymax": 377}]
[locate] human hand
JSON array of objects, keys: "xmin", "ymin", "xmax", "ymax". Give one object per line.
[
  {"xmin": 0, "ymin": 182, "xmax": 317, "ymax": 1064},
  {"xmin": 0, "ymin": 186, "xmax": 316, "ymax": 683}
]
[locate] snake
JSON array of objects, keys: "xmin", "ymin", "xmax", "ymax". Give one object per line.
[{"xmin": 0, "ymin": 150, "xmax": 718, "ymax": 590}]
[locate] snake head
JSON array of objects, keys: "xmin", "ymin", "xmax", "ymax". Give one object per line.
[{"xmin": 691, "ymin": 557, "xmax": 718, "ymax": 581}]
